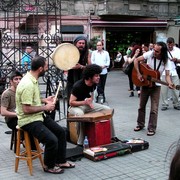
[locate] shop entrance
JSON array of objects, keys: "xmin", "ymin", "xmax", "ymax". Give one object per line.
[{"xmin": 106, "ymin": 28, "xmax": 154, "ymax": 68}]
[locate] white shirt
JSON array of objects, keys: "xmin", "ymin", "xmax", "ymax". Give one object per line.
[
  {"xmin": 91, "ymin": 50, "xmax": 110, "ymax": 75},
  {"xmin": 143, "ymin": 50, "xmax": 171, "ymax": 86},
  {"xmin": 162, "ymin": 46, "xmax": 180, "ymax": 76}
]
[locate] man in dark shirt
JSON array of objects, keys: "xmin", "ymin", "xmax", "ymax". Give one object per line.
[
  {"xmin": 67, "ymin": 35, "xmax": 90, "ymax": 104},
  {"xmin": 68, "ymin": 64, "xmax": 117, "ymax": 146}
]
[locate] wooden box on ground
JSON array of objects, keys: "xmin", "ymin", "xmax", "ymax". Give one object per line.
[
  {"xmin": 85, "ymin": 120, "xmax": 111, "ymax": 147},
  {"xmin": 68, "ymin": 122, "xmax": 78, "ymax": 144},
  {"xmin": 67, "ymin": 109, "xmax": 113, "ymax": 146}
]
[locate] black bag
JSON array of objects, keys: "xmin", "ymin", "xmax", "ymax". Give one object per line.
[
  {"xmin": 0, "ymin": 77, "xmax": 6, "ymax": 95},
  {"xmin": 176, "ymin": 66, "xmax": 180, "ymax": 79},
  {"xmin": 121, "ymin": 138, "xmax": 149, "ymax": 153},
  {"xmin": 123, "ymin": 64, "xmax": 131, "ymax": 75}
]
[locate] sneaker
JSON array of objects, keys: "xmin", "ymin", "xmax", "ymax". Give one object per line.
[
  {"xmin": 174, "ymin": 106, "xmax": 180, "ymax": 110},
  {"xmin": 161, "ymin": 107, "xmax": 168, "ymax": 111}
]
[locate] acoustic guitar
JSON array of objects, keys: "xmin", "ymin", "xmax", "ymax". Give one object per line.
[{"xmin": 132, "ymin": 63, "xmax": 180, "ymax": 90}]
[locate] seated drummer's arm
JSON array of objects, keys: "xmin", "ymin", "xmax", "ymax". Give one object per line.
[
  {"xmin": 22, "ymin": 103, "xmax": 55, "ymax": 114},
  {"xmin": 69, "ymin": 94, "xmax": 87, "ymax": 107}
]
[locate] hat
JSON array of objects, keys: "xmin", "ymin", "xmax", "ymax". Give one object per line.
[{"xmin": 73, "ymin": 35, "xmax": 87, "ymax": 44}]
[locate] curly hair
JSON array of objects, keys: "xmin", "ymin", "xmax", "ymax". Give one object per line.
[
  {"xmin": 130, "ymin": 45, "xmax": 143, "ymax": 58},
  {"xmin": 82, "ymin": 64, "xmax": 102, "ymax": 80}
]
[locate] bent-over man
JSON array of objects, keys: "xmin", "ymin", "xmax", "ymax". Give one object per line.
[{"xmin": 68, "ymin": 64, "xmax": 118, "ymax": 146}]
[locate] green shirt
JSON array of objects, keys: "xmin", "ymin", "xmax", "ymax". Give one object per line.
[{"xmin": 16, "ymin": 72, "xmax": 43, "ymax": 127}]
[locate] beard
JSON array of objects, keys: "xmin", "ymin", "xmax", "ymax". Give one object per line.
[
  {"xmin": 78, "ymin": 46, "xmax": 85, "ymax": 53},
  {"xmin": 39, "ymin": 70, "xmax": 45, "ymax": 77}
]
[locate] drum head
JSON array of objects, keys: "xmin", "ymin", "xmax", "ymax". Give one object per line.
[{"xmin": 52, "ymin": 43, "xmax": 80, "ymax": 71}]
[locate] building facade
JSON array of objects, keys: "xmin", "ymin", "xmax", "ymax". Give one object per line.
[{"xmin": 0, "ymin": 0, "xmax": 180, "ymax": 71}]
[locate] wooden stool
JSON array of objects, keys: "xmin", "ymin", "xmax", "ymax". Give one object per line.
[
  {"xmin": 15, "ymin": 126, "xmax": 44, "ymax": 175},
  {"xmin": 67, "ymin": 109, "xmax": 113, "ymax": 147},
  {"xmin": 10, "ymin": 129, "xmax": 17, "ymax": 153}
]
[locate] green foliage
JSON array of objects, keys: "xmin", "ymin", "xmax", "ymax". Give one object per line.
[{"xmin": 89, "ymin": 36, "xmax": 101, "ymax": 50}]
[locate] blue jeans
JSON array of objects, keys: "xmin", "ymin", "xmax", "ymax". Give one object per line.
[{"xmin": 21, "ymin": 115, "xmax": 66, "ymax": 168}]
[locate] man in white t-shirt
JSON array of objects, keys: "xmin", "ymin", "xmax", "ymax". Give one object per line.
[
  {"xmin": 161, "ymin": 37, "xmax": 180, "ymax": 111},
  {"xmin": 133, "ymin": 42, "xmax": 174, "ymax": 136}
]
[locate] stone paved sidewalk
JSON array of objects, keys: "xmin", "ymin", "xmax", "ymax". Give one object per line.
[{"xmin": 0, "ymin": 70, "xmax": 179, "ymax": 180}]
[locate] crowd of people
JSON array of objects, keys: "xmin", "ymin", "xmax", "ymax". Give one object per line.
[{"xmin": 0, "ymin": 35, "xmax": 180, "ymax": 178}]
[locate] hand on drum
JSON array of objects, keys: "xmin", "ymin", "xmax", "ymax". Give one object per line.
[{"xmin": 85, "ymin": 98, "xmax": 94, "ymax": 109}]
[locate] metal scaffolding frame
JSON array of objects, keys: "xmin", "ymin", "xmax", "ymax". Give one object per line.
[{"xmin": 0, "ymin": 0, "xmax": 67, "ymax": 120}]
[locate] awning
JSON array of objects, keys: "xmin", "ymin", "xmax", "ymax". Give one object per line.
[{"xmin": 91, "ymin": 20, "xmax": 167, "ymax": 28}]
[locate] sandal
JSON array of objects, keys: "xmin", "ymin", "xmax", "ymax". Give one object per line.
[
  {"xmin": 44, "ymin": 166, "xmax": 64, "ymax": 174},
  {"xmin": 147, "ymin": 130, "xmax": 155, "ymax": 136},
  {"xmin": 134, "ymin": 126, "xmax": 144, "ymax": 132},
  {"xmin": 56, "ymin": 162, "xmax": 75, "ymax": 169}
]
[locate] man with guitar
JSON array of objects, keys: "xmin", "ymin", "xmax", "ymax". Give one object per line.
[
  {"xmin": 133, "ymin": 41, "xmax": 174, "ymax": 136},
  {"xmin": 161, "ymin": 37, "xmax": 180, "ymax": 111}
]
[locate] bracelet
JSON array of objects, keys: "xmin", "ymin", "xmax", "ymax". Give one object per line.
[{"xmin": 80, "ymin": 65, "xmax": 83, "ymax": 69}]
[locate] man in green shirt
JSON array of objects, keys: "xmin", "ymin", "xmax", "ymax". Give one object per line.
[{"xmin": 16, "ymin": 56, "xmax": 75, "ymax": 174}]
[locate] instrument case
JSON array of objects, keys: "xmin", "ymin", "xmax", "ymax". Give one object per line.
[
  {"xmin": 83, "ymin": 142, "xmax": 131, "ymax": 161},
  {"xmin": 83, "ymin": 139, "xmax": 149, "ymax": 162},
  {"xmin": 122, "ymin": 138, "xmax": 149, "ymax": 153}
]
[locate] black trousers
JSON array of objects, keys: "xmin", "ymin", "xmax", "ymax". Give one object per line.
[
  {"xmin": 21, "ymin": 115, "xmax": 67, "ymax": 168},
  {"xmin": 6, "ymin": 117, "xmax": 18, "ymax": 130},
  {"xmin": 97, "ymin": 74, "xmax": 107, "ymax": 98}
]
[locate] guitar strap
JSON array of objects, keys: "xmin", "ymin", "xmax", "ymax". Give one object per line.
[{"xmin": 154, "ymin": 57, "xmax": 162, "ymax": 71}]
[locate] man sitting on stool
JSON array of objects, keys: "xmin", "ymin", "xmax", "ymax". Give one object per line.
[
  {"xmin": 1, "ymin": 70, "xmax": 22, "ymax": 131},
  {"xmin": 68, "ymin": 64, "xmax": 119, "ymax": 146}
]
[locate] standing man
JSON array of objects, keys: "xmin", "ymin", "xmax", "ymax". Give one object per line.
[
  {"xmin": 133, "ymin": 42, "xmax": 174, "ymax": 136},
  {"xmin": 161, "ymin": 37, "xmax": 180, "ymax": 111},
  {"xmin": 149, "ymin": 43, "xmax": 154, "ymax": 51},
  {"xmin": 68, "ymin": 64, "xmax": 117, "ymax": 146},
  {"xmin": 67, "ymin": 35, "xmax": 90, "ymax": 102},
  {"xmin": 16, "ymin": 56, "xmax": 75, "ymax": 174},
  {"xmin": 21, "ymin": 46, "xmax": 33, "ymax": 72},
  {"xmin": 142, "ymin": 42, "xmax": 150, "ymax": 54},
  {"xmin": 1, "ymin": 70, "xmax": 22, "ymax": 130},
  {"xmin": 91, "ymin": 41, "xmax": 110, "ymax": 103}
]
